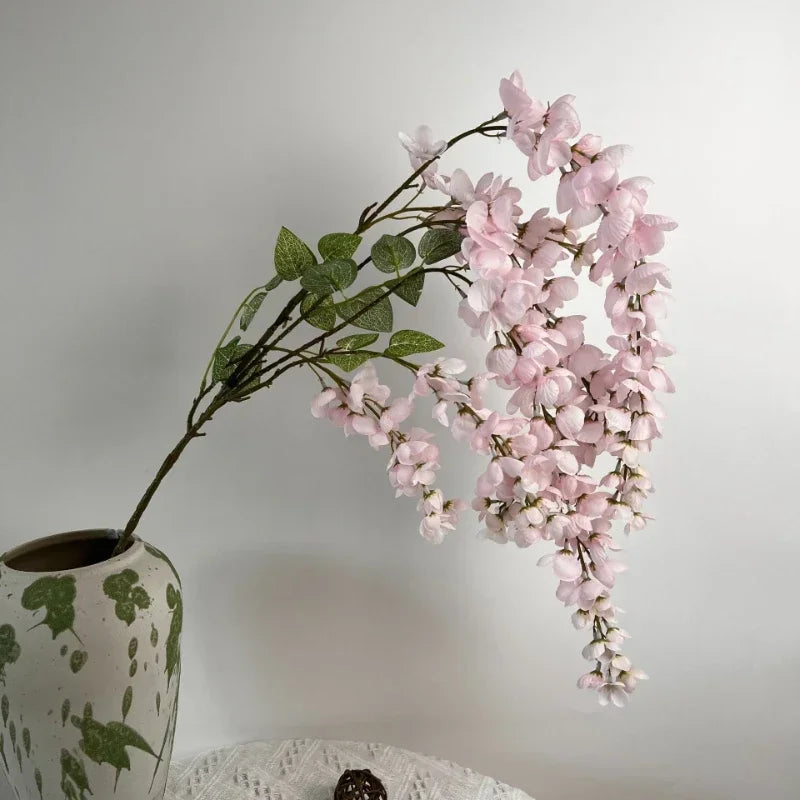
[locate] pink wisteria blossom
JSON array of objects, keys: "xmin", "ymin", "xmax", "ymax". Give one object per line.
[
  {"xmin": 313, "ymin": 73, "xmax": 675, "ymax": 706},
  {"xmin": 398, "ymin": 124, "xmax": 447, "ymax": 188}
]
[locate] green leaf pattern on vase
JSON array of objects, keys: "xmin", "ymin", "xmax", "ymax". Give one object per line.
[
  {"xmin": 21, "ymin": 576, "xmax": 78, "ymax": 640},
  {"xmin": 102, "ymin": 570, "xmax": 152, "ymax": 626},
  {"xmin": 165, "ymin": 584, "xmax": 183, "ymax": 687},
  {"xmin": 0, "ymin": 625, "xmax": 20, "ymax": 684}
]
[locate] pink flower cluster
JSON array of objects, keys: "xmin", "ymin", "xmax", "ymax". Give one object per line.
[
  {"xmin": 315, "ymin": 73, "xmax": 675, "ymax": 704},
  {"xmin": 312, "ymin": 364, "xmax": 465, "ymax": 544}
]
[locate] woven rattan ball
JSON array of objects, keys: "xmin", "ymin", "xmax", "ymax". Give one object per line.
[{"xmin": 334, "ymin": 768, "xmax": 388, "ymax": 800}]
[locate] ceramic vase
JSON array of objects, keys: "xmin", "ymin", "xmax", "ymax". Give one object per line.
[{"xmin": 0, "ymin": 529, "xmax": 181, "ymax": 800}]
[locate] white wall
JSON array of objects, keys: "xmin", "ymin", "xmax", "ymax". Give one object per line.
[{"xmin": 1, "ymin": 2, "xmax": 798, "ymax": 798}]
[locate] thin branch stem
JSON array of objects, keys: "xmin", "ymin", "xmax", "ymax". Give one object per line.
[
  {"xmin": 224, "ymin": 288, "xmax": 305, "ymax": 389},
  {"xmin": 116, "ymin": 398, "xmax": 223, "ymax": 553},
  {"xmin": 356, "ymin": 113, "xmax": 507, "ymax": 233}
]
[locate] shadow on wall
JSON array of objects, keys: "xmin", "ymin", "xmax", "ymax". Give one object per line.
[
  {"xmin": 183, "ymin": 553, "xmax": 722, "ymax": 800},
  {"xmin": 193, "ymin": 550, "xmax": 478, "ymax": 733}
]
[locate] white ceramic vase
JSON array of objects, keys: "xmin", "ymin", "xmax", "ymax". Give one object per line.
[{"xmin": 0, "ymin": 529, "xmax": 181, "ymax": 800}]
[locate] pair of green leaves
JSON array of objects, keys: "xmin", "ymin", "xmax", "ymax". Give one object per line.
[
  {"xmin": 326, "ymin": 329, "xmax": 444, "ymax": 372},
  {"xmin": 300, "ymin": 258, "xmax": 358, "ymax": 297},
  {"xmin": 275, "ymin": 228, "xmax": 362, "ymax": 281},
  {"xmin": 239, "ymin": 274, "xmax": 283, "ymax": 332},
  {"xmin": 275, "ymin": 227, "xmax": 363, "ymax": 331},
  {"xmin": 371, "ymin": 229, "xmax": 461, "ymax": 272},
  {"xmin": 301, "ymin": 283, "xmax": 397, "ymax": 334},
  {"xmin": 211, "ymin": 337, "xmax": 253, "ymax": 383},
  {"xmin": 301, "ymin": 267, "xmax": 425, "ymax": 334},
  {"xmin": 300, "ymin": 233, "xmax": 363, "ymax": 298}
]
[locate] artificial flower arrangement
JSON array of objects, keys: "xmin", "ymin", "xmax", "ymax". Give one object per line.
[{"xmin": 117, "ymin": 71, "xmax": 676, "ymax": 707}]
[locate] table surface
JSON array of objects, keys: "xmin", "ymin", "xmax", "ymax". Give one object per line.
[{"xmin": 165, "ymin": 739, "xmax": 534, "ymax": 800}]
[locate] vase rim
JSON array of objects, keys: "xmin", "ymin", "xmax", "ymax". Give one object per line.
[{"xmin": 0, "ymin": 528, "xmax": 144, "ymax": 576}]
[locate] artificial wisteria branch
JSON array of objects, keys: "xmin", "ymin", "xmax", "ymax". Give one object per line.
[{"xmin": 117, "ymin": 73, "xmax": 675, "ymax": 706}]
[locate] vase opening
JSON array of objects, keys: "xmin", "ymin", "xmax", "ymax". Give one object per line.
[{"xmin": 2, "ymin": 528, "xmax": 130, "ymax": 572}]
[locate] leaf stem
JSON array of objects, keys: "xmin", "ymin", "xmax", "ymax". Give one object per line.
[{"xmin": 200, "ymin": 286, "xmax": 264, "ymax": 390}]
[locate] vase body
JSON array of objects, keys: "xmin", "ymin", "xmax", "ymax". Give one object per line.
[{"xmin": 0, "ymin": 529, "xmax": 181, "ymax": 800}]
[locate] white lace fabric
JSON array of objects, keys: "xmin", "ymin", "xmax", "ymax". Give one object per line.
[{"xmin": 166, "ymin": 739, "xmax": 534, "ymax": 800}]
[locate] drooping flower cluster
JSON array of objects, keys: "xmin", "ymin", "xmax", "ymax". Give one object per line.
[
  {"xmin": 312, "ymin": 364, "xmax": 466, "ymax": 544},
  {"xmin": 313, "ymin": 72, "xmax": 674, "ymax": 705}
]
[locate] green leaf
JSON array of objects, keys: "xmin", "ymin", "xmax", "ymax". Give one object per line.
[
  {"xmin": 371, "ymin": 234, "xmax": 416, "ymax": 273},
  {"xmin": 418, "ymin": 228, "xmax": 463, "ymax": 264},
  {"xmin": 336, "ymin": 333, "xmax": 379, "ymax": 350},
  {"xmin": 385, "ymin": 329, "xmax": 445, "ymax": 357},
  {"xmin": 69, "ymin": 650, "xmax": 88, "ymax": 673},
  {"xmin": 328, "ymin": 259, "xmax": 358, "ymax": 290},
  {"xmin": 239, "ymin": 276, "xmax": 283, "ymax": 331},
  {"xmin": 318, "ymin": 233, "xmax": 361, "ymax": 261},
  {"xmin": 70, "ymin": 712, "xmax": 156, "ymax": 773},
  {"xmin": 0, "ymin": 625, "xmax": 20, "ymax": 682},
  {"xmin": 326, "ymin": 351, "xmax": 379, "ymax": 372},
  {"xmin": 165, "ymin": 583, "xmax": 183, "ymax": 687},
  {"xmin": 211, "ymin": 338, "xmax": 253, "ymax": 384},
  {"xmin": 122, "ymin": 687, "xmax": 132, "ymax": 721},
  {"xmin": 239, "ymin": 292, "xmax": 267, "ymax": 331},
  {"xmin": 274, "ymin": 226, "xmax": 316, "ymax": 280},
  {"xmin": 300, "ymin": 265, "xmax": 336, "ymax": 297},
  {"xmin": 392, "ymin": 268, "xmax": 425, "ymax": 306},
  {"xmin": 336, "ymin": 286, "xmax": 393, "ymax": 332},
  {"xmin": 301, "ymin": 293, "xmax": 336, "ymax": 330},
  {"xmin": 102, "ymin": 570, "xmax": 152, "ymax": 626},
  {"xmin": 300, "ymin": 259, "xmax": 358, "ymax": 296},
  {"xmin": 21, "ymin": 576, "xmax": 77, "ymax": 639}
]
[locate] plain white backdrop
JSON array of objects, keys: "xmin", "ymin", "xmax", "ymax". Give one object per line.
[{"xmin": 1, "ymin": 2, "xmax": 798, "ymax": 798}]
